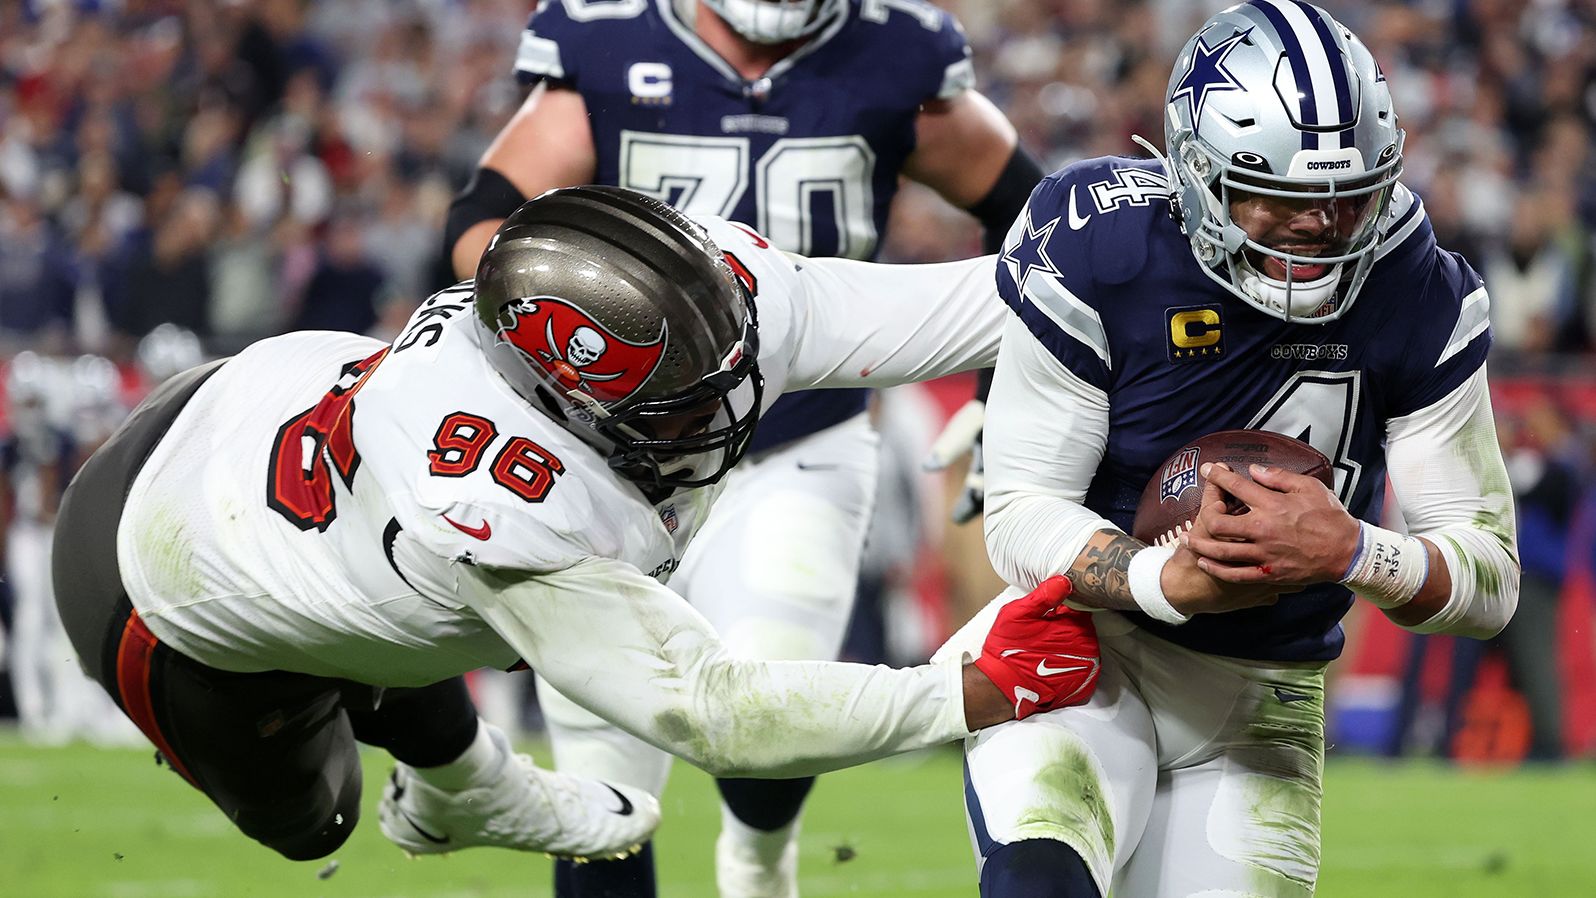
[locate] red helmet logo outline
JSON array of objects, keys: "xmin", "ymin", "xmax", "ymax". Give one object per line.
[{"xmin": 500, "ymin": 297, "xmax": 667, "ymax": 403}]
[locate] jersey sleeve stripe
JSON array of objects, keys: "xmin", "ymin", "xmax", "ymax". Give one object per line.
[
  {"xmin": 515, "ymin": 32, "xmax": 565, "ymax": 79},
  {"xmin": 1024, "ymin": 275, "xmax": 1112, "ymax": 370},
  {"xmin": 939, "ymin": 57, "xmax": 976, "ymax": 99},
  {"xmin": 1437, "ymin": 286, "xmax": 1490, "ymax": 368}
]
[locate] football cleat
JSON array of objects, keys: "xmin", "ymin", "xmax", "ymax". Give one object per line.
[{"xmin": 377, "ymin": 726, "xmax": 659, "ymax": 861}]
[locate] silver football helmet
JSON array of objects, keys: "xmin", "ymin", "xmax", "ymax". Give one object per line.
[
  {"xmin": 68, "ymin": 354, "xmax": 126, "ymax": 446},
  {"xmin": 137, "ymin": 323, "xmax": 205, "ymax": 385},
  {"xmin": 1161, "ymin": 1, "xmax": 1403, "ymax": 323},
  {"xmin": 701, "ymin": 0, "xmax": 844, "ymax": 44}
]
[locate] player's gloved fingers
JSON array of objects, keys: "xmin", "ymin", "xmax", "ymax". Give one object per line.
[
  {"xmin": 1009, "ymin": 574, "xmax": 1074, "ymax": 616},
  {"xmin": 923, "ymin": 400, "xmax": 985, "ymax": 471}
]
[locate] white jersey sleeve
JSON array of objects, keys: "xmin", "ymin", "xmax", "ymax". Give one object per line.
[
  {"xmin": 983, "ymin": 315, "xmax": 1117, "ymax": 590},
  {"xmin": 1385, "ymin": 365, "xmax": 1520, "ymax": 637},
  {"xmin": 459, "ymin": 555, "xmax": 971, "ymax": 778},
  {"xmin": 696, "ymin": 218, "xmax": 1005, "ymax": 399}
]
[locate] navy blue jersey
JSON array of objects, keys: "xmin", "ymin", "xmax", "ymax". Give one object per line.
[
  {"xmin": 998, "ymin": 156, "xmax": 1490, "ymax": 662},
  {"xmin": 515, "ymin": 0, "xmax": 972, "ymax": 450}
]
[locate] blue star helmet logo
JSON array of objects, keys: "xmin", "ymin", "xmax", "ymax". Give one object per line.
[
  {"xmin": 1002, "ymin": 209, "xmax": 1061, "ymax": 294},
  {"xmin": 1172, "ymin": 28, "xmax": 1252, "ymax": 129}
]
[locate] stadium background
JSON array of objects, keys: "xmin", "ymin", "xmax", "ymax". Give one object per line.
[{"xmin": 1, "ymin": 0, "xmax": 1594, "ymax": 895}]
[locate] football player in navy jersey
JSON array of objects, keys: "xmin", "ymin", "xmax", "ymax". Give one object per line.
[
  {"xmin": 937, "ymin": 4, "xmax": 1521, "ymax": 897},
  {"xmin": 444, "ymin": 2, "xmax": 1043, "ymax": 896}
]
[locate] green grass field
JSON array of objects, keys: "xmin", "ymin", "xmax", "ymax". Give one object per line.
[{"xmin": 2, "ymin": 733, "xmax": 1593, "ymax": 897}]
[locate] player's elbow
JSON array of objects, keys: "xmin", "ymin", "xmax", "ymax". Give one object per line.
[
  {"xmin": 981, "ymin": 489, "xmax": 1032, "ymax": 586},
  {"xmin": 1409, "ymin": 537, "xmax": 1521, "ymax": 640}
]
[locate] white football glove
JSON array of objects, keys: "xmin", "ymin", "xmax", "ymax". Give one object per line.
[{"xmin": 923, "ymin": 397, "xmax": 985, "ymax": 525}]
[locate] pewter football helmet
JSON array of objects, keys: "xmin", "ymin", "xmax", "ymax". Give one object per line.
[
  {"xmin": 702, "ymin": 0, "xmax": 844, "ymax": 44},
  {"xmin": 474, "ymin": 186, "xmax": 762, "ymax": 494},
  {"xmin": 1163, "ymin": 1, "xmax": 1403, "ymax": 323}
]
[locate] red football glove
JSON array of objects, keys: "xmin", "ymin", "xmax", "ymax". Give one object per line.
[{"xmin": 973, "ymin": 576, "xmax": 1101, "ymax": 720}]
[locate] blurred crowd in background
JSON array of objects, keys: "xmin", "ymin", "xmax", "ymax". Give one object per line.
[{"xmin": 1, "ymin": 0, "xmax": 1595, "ymax": 762}]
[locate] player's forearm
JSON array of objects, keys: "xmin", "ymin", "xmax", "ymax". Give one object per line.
[
  {"xmin": 1381, "ymin": 365, "xmax": 1521, "ymax": 638},
  {"xmin": 450, "ymin": 219, "xmax": 502, "ymax": 280},
  {"xmin": 652, "ymin": 652, "xmax": 975, "ymax": 778},
  {"xmin": 982, "ymin": 489, "xmax": 1112, "ymax": 589},
  {"xmin": 467, "ymin": 558, "xmax": 976, "ymax": 779},
  {"xmin": 1382, "ymin": 528, "xmax": 1519, "ymax": 638}
]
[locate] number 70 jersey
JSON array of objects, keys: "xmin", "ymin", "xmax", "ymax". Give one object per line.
[{"xmin": 515, "ymin": 0, "xmax": 974, "ymax": 260}]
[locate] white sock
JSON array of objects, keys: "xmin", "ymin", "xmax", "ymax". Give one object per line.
[
  {"xmin": 719, "ymin": 803, "xmax": 799, "ymax": 868},
  {"xmin": 413, "ymin": 720, "xmax": 507, "ymax": 791}
]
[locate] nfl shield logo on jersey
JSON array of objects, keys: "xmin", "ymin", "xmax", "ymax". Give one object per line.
[
  {"xmin": 659, "ymin": 504, "xmax": 678, "ymax": 533},
  {"xmin": 1159, "ymin": 447, "xmax": 1201, "ymax": 503},
  {"xmin": 500, "ymin": 297, "xmax": 667, "ymax": 403}
]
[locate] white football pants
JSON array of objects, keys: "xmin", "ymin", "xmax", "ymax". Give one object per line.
[
  {"xmin": 940, "ymin": 596, "xmax": 1326, "ymax": 898},
  {"xmin": 538, "ymin": 413, "xmax": 880, "ymax": 794}
]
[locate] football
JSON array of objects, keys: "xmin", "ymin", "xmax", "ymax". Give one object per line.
[{"xmin": 1131, "ymin": 429, "xmax": 1334, "ymax": 546}]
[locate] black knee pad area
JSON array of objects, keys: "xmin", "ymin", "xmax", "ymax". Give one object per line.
[
  {"xmin": 981, "ymin": 839, "xmax": 1099, "ymax": 898},
  {"xmin": 246, "ymin": 779, "xmax": 364, "ymax": 862},
  {"xmin": 715, "ymin": 776, "xmax": 815, "ymax": 832}
]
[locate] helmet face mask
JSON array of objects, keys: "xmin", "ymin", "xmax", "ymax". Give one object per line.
[
  {"xmin": 474, "ymin": 186, "xmax": 765, "ymax": 496},
  {"xmin": 701, "ymin": 0, "xmax": 844, "ymax": 44},
  {"xmin": 1162, "ymin": 1, "xmax": 1405, "ymax": 323}
]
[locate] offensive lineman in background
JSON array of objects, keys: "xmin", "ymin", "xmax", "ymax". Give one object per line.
[
  {"xmin": 52, "ymin": 187, "xmax": 1101, "ymax": 868},
  {"xmin": 445, "ymin": 1, "xmax": 1043, "ymax": 895},
  {"xmin": 5, "ymin": 353, "xmax": 134, "ymax": 745},
  {"xmin": 941, "ymin": 4, "xmax": 1521, "ymax": 896}
]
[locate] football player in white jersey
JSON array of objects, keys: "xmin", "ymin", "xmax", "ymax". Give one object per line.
[
  {"xmin": 52, "ymin": 186, "xmax": 1101, "ymax": 865},
  {"xmin": 448, "ymin": 3, "xmax": 1042, "ymax": 893},
  {"xmin": 943, "ymin": 5, "xmax": 1521, "ymax": 897}
]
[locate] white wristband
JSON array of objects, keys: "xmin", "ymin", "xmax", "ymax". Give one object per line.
[
  {"xmin": 1339, "ymin": 521, "xmax": 1428, "ymax": 609},
  {"xmin": 1127, "ymin": 544, "xmax": 1190, "ymax": 625}
]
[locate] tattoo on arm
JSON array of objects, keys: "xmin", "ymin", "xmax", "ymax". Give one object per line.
[{"xmin": 1065, "ymin": 531, "xmax": 1145, "ymax": 612}]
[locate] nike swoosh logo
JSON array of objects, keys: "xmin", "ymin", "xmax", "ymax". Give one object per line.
[
  {"xmin": 605, "ymin": 784, "xmax": 635, "ymax": 816},
  {"xmin": 1273, "ymin": 687, "xmax": 1314, "ymax": 704},
  {"xmin": 442, "ymin": 515, "xmax": 491, "ymax": 540},
  {"xmin": 401, "ymin": 809, "xmax": 451, "ymax": 844},
  {"xmin": 1068, "ymin": 185, "xmax": 1091, "ymax": 230},
  {"xmin": 389, "ymin": 771, "xmax": 451, "ymax": 845},
  {"xmin": 1036, "ymin": 659, "xmax": 1093, "ymax": 677},
  {"xmin": 795, "ymin": 461, "xmax": 841, "ymax": 472}
]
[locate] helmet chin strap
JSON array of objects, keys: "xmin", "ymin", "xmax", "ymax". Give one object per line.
[{"xmin": 1237, "ymin": 256, "xmax": 1341, "ymax": 318}]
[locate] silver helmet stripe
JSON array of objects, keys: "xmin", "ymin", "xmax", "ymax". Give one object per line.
[
  {"xmin": 1286, "ymin": 0, "xmax": 1357, "ymax": 148},
  {"xmin": 1247, "ymin": 0, "xmax": 1354, "ymax": 149}
]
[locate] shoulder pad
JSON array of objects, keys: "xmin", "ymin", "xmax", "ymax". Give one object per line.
[
  {"xmin": 848, "ymin": 0, "xmax": 972, "ymax": 99},
  {"xmin": 401, "ymin": 445, "xmax": 665, "ymax": 574},
  {"xmin": 995, "ymin": 157, "xmax": 1172, "ymax": 386},
  {"xmin": 515, "ymin": 0, "xmax": 652, "ymax": 86}
]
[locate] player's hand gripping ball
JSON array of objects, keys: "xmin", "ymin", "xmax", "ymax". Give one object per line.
[
  {"xmin": 1131, "ymin": 430, "xmax": 1333, "ymax": 546},
  {"xmin": 974, "ymin": 576, "xmax": 1101, "ymax": 720}
]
